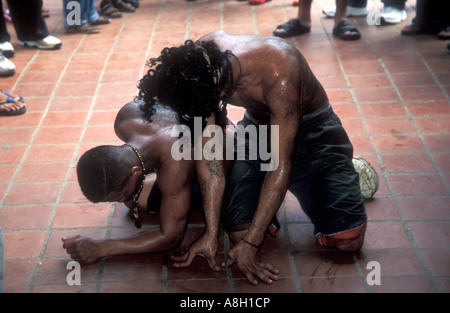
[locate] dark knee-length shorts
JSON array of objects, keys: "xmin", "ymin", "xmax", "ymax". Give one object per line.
[{"xmin": 221, "ymin": 105, "xmax": 367, "ymax": 235}]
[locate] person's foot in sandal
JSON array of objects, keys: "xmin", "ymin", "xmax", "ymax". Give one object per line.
[
  {"xmin": 401, "ymin": 23, "xmax": 434, "ymax": 36},
  {"xmin": 100, "ymin": 2, "xmax": 122, "ymax": 18},
  {"xmin": 113, "ymin": 0, "xmax": 136, "ymax": 12},
  {"xmin": 65, "ymin": 23, "xmax": 100, "ymax": 34},
  {"xmin": 333, "ymin": 19, "xmax": 361, "ymax": 41},
  {"xmin": 0, "ymin": 91, "xmax": 26, "ymax": 116},
  {"xmin": 437, "ymin": 26, "xmax": 450, "ymax": 40},
  {"xmin": 273, "ymin": 18, "xmax": 311, "ymax": 38},
  {"xmin": 90, "ymin": 16, "xmax": 111, "ymax": 26}
]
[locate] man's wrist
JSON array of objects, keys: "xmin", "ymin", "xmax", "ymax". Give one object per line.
[{"xmin": 241, "ymin": 238, "xmax": 260, "ymax": 249}]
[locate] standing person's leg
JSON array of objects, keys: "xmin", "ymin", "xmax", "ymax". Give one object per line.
[
  {"xmin": 87, "ymin": 0, "xmax": 110, "ymax": 25},
  {"xmin": 63, "ymin": 0, "xmax": 101, "ymax": 34},
  {"xmin": 0, "ymin": 0, "xmax": 11, "ymax": 43},
  {"xmin": 0, "ymin": 0, "xmax": 14, "ymax": 58},
  {"xmin": 272, "ymin": 0, "xmax": 312, "ymax": 38},
  {"xmin": 6, "ymin": 0, "xmax": 48, "ymax": 41},
  {"xmin": 7, "ymin": 0, "xmax": 61, "ymax": 49},
  {"xmin": 333, "ymin": 0, "xmax": 361, "ymax": 40},
  {"xmin": 380, "ymin": 0, "xmax": 407, "ymax": 24},
  {"xmin": 323, "ymin": 0, "xmax": 368, "ymax": 18}
]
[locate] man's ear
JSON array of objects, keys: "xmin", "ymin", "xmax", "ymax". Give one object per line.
[{"xmin": 130, "ymin": 166, "xmax": 143, "ymax": 177}]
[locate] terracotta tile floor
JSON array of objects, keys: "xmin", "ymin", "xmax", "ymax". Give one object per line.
[{"xmin": 1, "ymin": 0, "xmax": 449, "ymax": 294}]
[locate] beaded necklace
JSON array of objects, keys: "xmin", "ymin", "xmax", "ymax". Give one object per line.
[{"xmin": 126, "ymin": 143, "xmax": 146, "ymax": 228}]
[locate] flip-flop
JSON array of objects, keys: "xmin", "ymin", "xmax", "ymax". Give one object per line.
[
  {"xmin": 100, "ymin": 3, "xmax": 122, "ymax": 18},
  {"xmin": 437, "ymin": 26, "xmax": 450, "ymax": 40},
  {"xmin": 123, "ymin": 0, "xmax": 139, "ymax": 8},
  {"xmin": 0, "ymin": 91, "xmax": 26, "ymax": 116},
  {"xmin": 273, "ymin": 18, "xmax": 311, "ymax": 38},
  {"xmin": 332, "ymin": 20, "xmax": 361, "ymax": 41}
]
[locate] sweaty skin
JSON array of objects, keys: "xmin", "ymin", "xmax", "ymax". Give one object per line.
[
  {"xmin": 63, "ymin": 102, "xmax": 234, "ymax": 270},
  {"xmin": 62, "ymin": 102, "xmax": 201, "ymax": 266},
  {"xmin": 172, "ymin": 31, "xmax": 329, "ymax": 285}
]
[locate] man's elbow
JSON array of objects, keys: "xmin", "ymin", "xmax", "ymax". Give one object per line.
[{"xmin": 164, "ymin": 231, "xmax": 185, "ymax": 249}]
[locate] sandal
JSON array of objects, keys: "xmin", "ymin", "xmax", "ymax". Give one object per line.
[
  {"xmin": 0, "ymin": 91, "xmax": 26, "ymax": 116},
  {"xmin": 332, "ymin": 20, "xmax": 361, "ymax": 41},
  {"xmin": 113, "ymin": 1, "xmax": 136, "ymax": 12},
  {"xmin": 401, "ymin": 24, "xmax": 434, "ymax": 36},
  {"xmin": 123, "ymin": 0, "xmax": 139, "ymax": 8},
  {"xmin": 273, "ymin": 18, "xmax": 311, "ymax": 38},
  {"xmin": 249, "ymin": 0, "xmax": 272, "ymax": 5},
  {"xmin": 91, "ymin": 16, "xmax": 111, "ymax": 25},
  {"xmin": 437, "ymin": 26, "xmax": 450, "ymax": 40},
  {"xmin": 100, "ymin": 3, "xmax": 122, "ymax": 18},
  {"xmin": 65, "ymin": 23, "xmax": 100, "ymax": 34}
]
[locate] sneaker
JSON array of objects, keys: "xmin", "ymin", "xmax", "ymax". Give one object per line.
[
  {"xmin": 0, "ymin": 52, "xmax": 15, "ymax": 77},
  {"xmin": 0, "ymin": 42, "xmax": 14, "ymax": 58},
  {"xmin": 380, "ymin": 6, "xmax": 407, "ymax": 24},
  {"xmin": 19, "ymin": 35, "xmax": 62, "ymax": 50},
  {"xmin": 323, "ymin": 5, "xmax": 369, "ymax": 18}
]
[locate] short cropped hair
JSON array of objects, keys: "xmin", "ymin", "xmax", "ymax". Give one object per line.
[{"xmin": 77, "ymin": 145, "xmax": 130, "ymax": 203}]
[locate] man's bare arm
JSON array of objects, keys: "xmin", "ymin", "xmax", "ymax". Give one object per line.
[{"xmin": 62, "ymin": 160, "xmax": 194, "ymax": 263}]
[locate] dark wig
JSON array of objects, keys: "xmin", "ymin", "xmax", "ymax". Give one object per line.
[
  {"xmin": 137, "ymin": 40, "xmax": 234, "ymax": 132},
  {"xmin": 76, "ymin": 145, "xmax": 130, "ymax": 203}
]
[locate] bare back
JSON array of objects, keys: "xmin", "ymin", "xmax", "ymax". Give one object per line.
[{"xmin": 198, "ymin": 31, "xmax": 329, "ymax": 124}]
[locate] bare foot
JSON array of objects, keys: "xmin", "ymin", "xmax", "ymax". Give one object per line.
[{"xmin": 0, "ymin": 91, "xmax": 26, "ymax": 116}]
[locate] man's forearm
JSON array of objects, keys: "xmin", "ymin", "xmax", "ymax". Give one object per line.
[
  {"xmin": 243, "ymin": 168, "xmax": 290, "ymax": 246},
  {"xmin": 198, "ymin": 159, "xmax": 225, "ymax": 238},
  {"xmin": 101, "ymin": 229, "xmax": 183, "ymax": 257}
]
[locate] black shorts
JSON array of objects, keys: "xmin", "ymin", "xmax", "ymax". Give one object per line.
[{"xmin": 221, "ymin": 105, "xmax": 366, "ymax": 235}]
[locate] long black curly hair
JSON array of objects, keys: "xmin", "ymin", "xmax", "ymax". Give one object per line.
[{"xmin": 137, "ymin": 40, "xmax": 234, "ymax": 133}]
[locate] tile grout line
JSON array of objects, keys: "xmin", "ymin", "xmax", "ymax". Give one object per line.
[
  {"xmin": 0, "ymin": 52, "xmax": 40, "ymax": 210},
  {"xmin": 279, "ymin": 203, "xmax": 302, "ymax": 293},
  {"xmin": 20, "ymin": 38, "xmax": 88, "ymax": 293},
  {"xmin": 363, "ymin": 31, "xmax": 444, "ymax": 292},
  {"xmin": 317, "ymin": 14, "xmax": 399, "ymax": 292}
]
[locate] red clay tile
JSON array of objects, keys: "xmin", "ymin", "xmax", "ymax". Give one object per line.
[
  {"xmin": 0, "ymin": 128, "xmax": 34, "ymax": 145},
  {"xmin": 5, "ymin": 182, "xmax": 63, "ymax": 205},
  {"xmin": 365, "ymin": 197, "xmax": 401, "ymax": 221},
  {"xmin": 52, "ymin": 203, "xmax": 111, "ymax": 228},
  {"xmin": 3, "ymin": 259, "xmax": 37, "ymax": 293},
  {"xmin": 358, "ymin": 101, "xmax": 407, "ymax": 117},
  {"xmin": 0, "ymin": 205, "xmax": 54, "ymax": 230},
  {"xmin": 368, "ymin": 277, "xmax": 437, "ymax": 293},
  {"xmin": 25, "ymin": 144, "xmax": 76, "ymax": 162},
  {"xmin": 3, "ymin": 230, "xmax": 46, "ymax": 258},
  {"xmin": 365, "ymin": 117, "xmax": 416, "ymax": 135},
  {"xmin": 408, "ymin": 222, "xmax": 450, "ymax": 249},
  {"xmin": 397, "ymin": 197, "xmax": 450, "ymax": 221},
  {"xmin": 380, "ymin": 153, "xmax": 436, "ymax": 173},
  {"xmin": 35, "ymin": 126, "xmax": 84, "ymax": 143},
  {"xmin": 364, "ymin": 222, "xmax": 411, "ymax": 249},
  {"xmin": 300, "ymin": 277, "xmax": 367, "ymax": 293},
  {"xmin": 388, "ymin": 173, "xmax": 447, "ymax": 196},
  {"xmin": 405, "ymin": 101, "xmax": 450, "ymax": 115},
  {"xmin": 102, "ymin": 254, "xmax": 164, "ymax": 282},
  {"xmin": 414, "ymin": 116, "xmax": 450, "ymax": 133}
]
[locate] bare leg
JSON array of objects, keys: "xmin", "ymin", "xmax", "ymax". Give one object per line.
[
  {"xmin": 297, "ymin": 0, "xmax": 313, "ymax": 28},
  {"xmin": 334, "ymin": 0, "xmax": 349, "ymax": 26}
]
